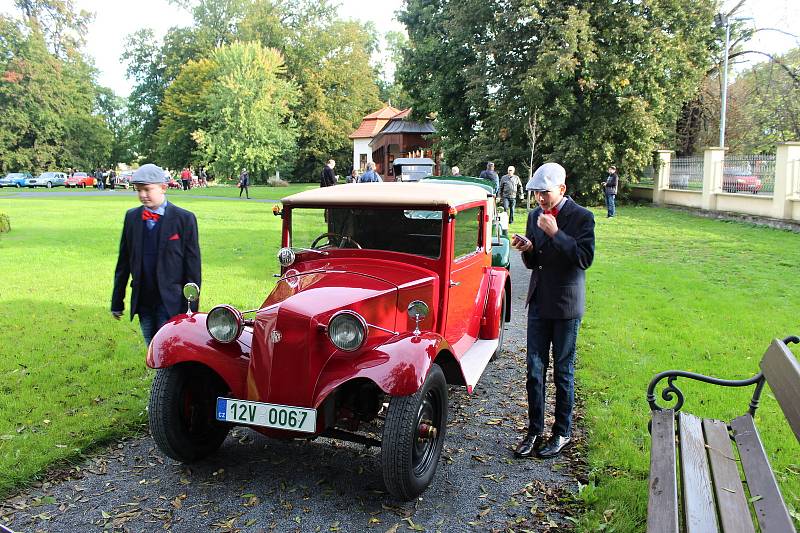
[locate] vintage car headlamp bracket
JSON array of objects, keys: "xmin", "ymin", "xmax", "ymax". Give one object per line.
[
  {"xmin": 327, "ymin": 310, "xmax": 368, "ymax": 352},
  {"xmin": 206, "ymin": 304, "xmax": 244, "ymax": 343}
]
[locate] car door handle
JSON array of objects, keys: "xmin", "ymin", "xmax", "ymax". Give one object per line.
[{"xmin": 449, "ymin": 280, "xmax": 460, "ymax": 287}]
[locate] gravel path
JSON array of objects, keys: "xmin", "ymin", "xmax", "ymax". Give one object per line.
[{"xmin": 2, "ymin": 251, "xmax": 583, "ymax": 533}]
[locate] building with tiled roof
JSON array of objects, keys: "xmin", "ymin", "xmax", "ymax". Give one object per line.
[{"xmin": 349, "ymin": 105, "xmax": 439, "ymax": 180}]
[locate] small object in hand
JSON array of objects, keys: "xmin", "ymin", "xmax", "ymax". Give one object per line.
[{"xmin": 512, "ymin": 233, "xmax": 530, "ymax": 247}]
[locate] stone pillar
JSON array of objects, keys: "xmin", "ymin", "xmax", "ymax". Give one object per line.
[
  {"xmin": 702, "ymin": 147, "xmax": 726, "ymax": 211},
  {"xmin": 772, "ymin": 142, "xmax": 800, "ymax": 220},
  {"xmin": 653, "ymin": 150, "xmax": 673, "ymax": 205}
]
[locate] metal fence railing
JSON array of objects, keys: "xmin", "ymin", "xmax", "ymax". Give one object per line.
[
  {"xmin": 669, "ymin": 156, "xmax": 703, "ymax": 191},
  {"xmin": 723, "ymin": 154, "xmax": 775, "ymax": 195}
]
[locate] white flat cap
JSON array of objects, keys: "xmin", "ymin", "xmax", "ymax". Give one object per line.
[
  {"xmin": 527, "ymin": 162, "xmax": 566, "ymax": 191},
  {"xmin": 131, "ymin": 164, "xmax": 167, "ymax": 184}
]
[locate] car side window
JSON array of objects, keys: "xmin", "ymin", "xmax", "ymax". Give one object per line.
[{"xmin": 453, "ymin": 206, "xmax": 483, "ymax": 260}]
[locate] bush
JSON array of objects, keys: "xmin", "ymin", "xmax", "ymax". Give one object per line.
[
  {"xmin": 267, "ymin": 176, "xmax": 289, "ymax": 187},
  {"xmin": 0, "ymin": 212, "xmax": 9, "ymax": 233}
]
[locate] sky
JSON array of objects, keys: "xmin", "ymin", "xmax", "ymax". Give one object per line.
[{"xmin": 0, "ymin": 0, "xmax": 797, "ymax": 98}]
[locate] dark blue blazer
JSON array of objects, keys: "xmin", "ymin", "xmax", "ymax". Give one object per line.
[
  {"xmin": 111, "ymin": 203, "xmax": 201, "ymax": 319},
  {"xmin": 521, "ymin": 197, "xmax": 595, "ymax": 319}
]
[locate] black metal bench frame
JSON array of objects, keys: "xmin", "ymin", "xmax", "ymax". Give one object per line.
[{"xmin": 645, "ymin": 335, "xmax": 800, "ymax": 533}]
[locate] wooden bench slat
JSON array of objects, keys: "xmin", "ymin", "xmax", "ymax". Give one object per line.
[
  {"xmin": 703, "ymin": 418, "xmax": 756, "ymax": 533},
  {"xmin": 730, "ymin": 414, "xmax": 795, "ymax": 533},
  {"xmin": 679, "ymin": 412, "xmax": 720, "ymax": 533},
  {"xmin": 647, "ymin": 409, "xmax": 679, "ymax": 533},
  {"xmin": 760, "ymin": 339, "xmax": 800, "ymax": 442}
]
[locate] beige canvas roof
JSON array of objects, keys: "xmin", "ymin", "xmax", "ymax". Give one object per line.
[{"xmin": 281, "ymin": 182, "xmax": 489, "ymax": 208}]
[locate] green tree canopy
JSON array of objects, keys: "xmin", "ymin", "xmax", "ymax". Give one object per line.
[
  {"xmin": 399, "ymin": 0, "xmax": 716, "ymax": 197},
  {"xmin": 191, "ymin": 41, "xmax": 298, "ymax": 182}
]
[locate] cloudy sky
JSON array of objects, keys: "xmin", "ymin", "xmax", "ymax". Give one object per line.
[{"xmin": 0, "ymin": 0, "xmax": 797, "ymax": 97}]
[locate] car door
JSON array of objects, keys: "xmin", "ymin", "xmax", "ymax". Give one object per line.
[{"xmin": 444, "ymin": 205, "xmax": 488, "ymax": 356}]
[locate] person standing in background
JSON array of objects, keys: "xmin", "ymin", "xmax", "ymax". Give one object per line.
[
  {"xmin": 499, "ymin": 166, "xmax": 524, "ymax": 223},
  {"xmin": 603, "ymin": 165, "xmax": 619, "ymax": 218},
  {"xmin": 321, "ymin": 160, "xmax": 336, "ymax": 187},
  {"xmin": 238, "ymin": 168, "xmax": 250, "ymax": 199},
  {"xmin": 180, "ymin": 167, "xmax": 191, "ymax": 191},
  {"xmin": 479, "ymin": 162, "xmax": 500, "ymax": 194},
  {"xmin": 359, "ymin": 162, "xmax": 382, "ymax": 182}
]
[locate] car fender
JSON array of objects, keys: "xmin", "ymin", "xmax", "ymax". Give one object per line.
[
  {"xmin": 313, "ymin": 332, "xmax": 454, "ymax": 404},
  {"xmin": 479, "ymin": 267, "xmax": 510, "ymax": 340},
  {"xmin": 147, "ymin": 313, "xmax": 252, "ymax": 398}
]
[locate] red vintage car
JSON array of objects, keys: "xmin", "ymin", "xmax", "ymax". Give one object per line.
[
  {"xmin": 65, "ymin": 172, "xmax": 95, "ymax": 188},
  {"xmin": 147, "ymin": 183, "xmax": 511, "ymax": 499}
]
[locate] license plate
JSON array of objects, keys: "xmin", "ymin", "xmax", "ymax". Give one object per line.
[{"xmin": 216, "ymin": 397, "xmax": 316, "ymax": 433}]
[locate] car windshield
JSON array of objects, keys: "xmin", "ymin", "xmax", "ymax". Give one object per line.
[
  {"xmin": 290, "ymin": 207, "xmax": 443, "ymax": 259},
  {"xmin": 9, "ymin": 173, "xmax": 23, "ymax": 178},
  {"xmin": 74, "ymin": 173, "xmax": 87, "ymax": 177}
]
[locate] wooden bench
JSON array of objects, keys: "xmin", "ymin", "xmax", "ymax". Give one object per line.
[{"xmin": 646, "ymin": 336, "xmax": 800, "ymax": 533}]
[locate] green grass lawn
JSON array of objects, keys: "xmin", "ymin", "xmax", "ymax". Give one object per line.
[
  {"xmin": 1, "ymin": 197, "xmax": 798, "ymax": 531},
  {"xmin": 512, "ymin": 206, "xmax": 800, "ymax": 531}
]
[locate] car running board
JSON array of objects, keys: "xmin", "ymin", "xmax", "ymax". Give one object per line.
[{"xmin": 459, "ymin": 339, "xmax": 499, "ymax": 393}]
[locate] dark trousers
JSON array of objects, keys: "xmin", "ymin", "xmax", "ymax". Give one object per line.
[
  {"xmin": 502, "ymin": 197, "xmax": 517, "ymax": 223},
  {"xmin": 239, "ymin": 184, "xmax": 249, "ymax": 198},
  {"xmin": 182, "ymin": 179, "xmax": 190, "ymax": 190},
  {"xmin": 525, "ymin": 313, "xmax": 581, "ymax": 437},
  {"xmin": 605, "ymin": 192, "xmax": 616, "ymax": 217},
  {"xmin": 138, "ymin": 303, "xmax": 171, "ymax": 346}
]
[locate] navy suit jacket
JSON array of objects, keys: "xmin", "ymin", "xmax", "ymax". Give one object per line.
[
  {"xmin": 521, "ymin": 197, "xmax": 595, "ymax": 319},
  {"xmin": 111, "ymin": 202, "xmax": 201, "ymax": 319}
]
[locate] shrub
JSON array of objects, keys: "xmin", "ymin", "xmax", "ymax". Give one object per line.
[
  {"xmin": 0, "ymin": 212, "xmax": 9, "ymax": 233},
  {"xmin": 267, "ymin": 176, "xmax": 289, "ymax": 187}
]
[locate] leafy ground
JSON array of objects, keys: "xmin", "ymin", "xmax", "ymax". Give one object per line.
[{"xmin": 0, "ymin": 197, "xmax": 798, "ymax": 530}]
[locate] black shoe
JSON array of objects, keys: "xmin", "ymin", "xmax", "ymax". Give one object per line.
[
  {"xmin": 537, "ymin": 435, "xmax": 571, "ymax": 458},
  {"xmin": 513, "ymin": 434, "xmax": 546, "ymax": 458}
]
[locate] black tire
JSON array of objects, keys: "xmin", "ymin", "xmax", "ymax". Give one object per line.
[
  {"xmin": 149, "ymin": 365, "xmax": 230, "ymax": 462},
  {"xmin": 492, "ymin": 291, "xmax": 507, "ymax": 360},
  {"xmin": 46, "ymin": 181, "xmax": 52, "ymax": 188},
  {"xmin": 15, "ymin": 183, "xmax": 20, "ymax": 188},
  {"xmin": 381, "ymin": 364, "xmax": 447, "ymax": 500}
]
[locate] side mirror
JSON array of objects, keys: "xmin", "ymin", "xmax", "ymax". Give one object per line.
[
  {"xmin": 183, "ymin": 283, "xmax": 200, "ymax": 314},
  {"xmin": 407, "ymin": 300, "xmax": 429, "ymax": 335}
]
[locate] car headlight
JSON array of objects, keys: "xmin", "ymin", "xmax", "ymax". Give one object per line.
[
  {"xmin": 206, "ymin": 305, "xmax": 243, "ymax": 343},
  {"xmin": 328, "ymin": 311, "xmax": 367, "ymax": 352}
]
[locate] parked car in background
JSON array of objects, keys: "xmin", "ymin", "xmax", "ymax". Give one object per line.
[
  {"xmin": 146, "ymin": 183, "xmax": 511, "ymax": 500},
  {"xmin": 0, "ymin": 172, "xmax": 33, "ymax": 188},
  {"xmin": 25, "ymin": 172, "xmax": 67, "ymax": 188},
  {"xmin": 722, "ymin": 168, "xmax": 763, "ymax": 194},
  {"xmin": 65, "ymin": 172, "xmax": 95, "ymax": 188},
  {"xmin": 113, "ymin": 171, "xmax": 133, "ymax": 189},
  {"xmin": 167, "ymin": 178, "xmax": 181, "ymax": 189},
  {"xmin": 420, "ymin": 174, "xmax": 512, "ymax": 270}
]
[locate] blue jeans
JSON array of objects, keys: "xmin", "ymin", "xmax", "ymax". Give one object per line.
[
  {"xmin": 605, "ymin": 192, "xmax": 616, "ymax": 217},
  {"xmin": 502, "ymin": 197, "xmax": 517, "ymax": 223},
  {"xmin": 138, "ymin": 303, "xmax": 170, "ymax": 346},
  {"xmin": 526, "ymin": 314, "xmax": 581, "ymax": 437}
]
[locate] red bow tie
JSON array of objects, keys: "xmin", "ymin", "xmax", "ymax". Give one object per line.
[
  {"xmin": 142, "ymin": 210, "xmax": 161, "ymax": 222},
  {"xmin": 544, "ymin": 207, "xmax": 559, "ymax": 217}
]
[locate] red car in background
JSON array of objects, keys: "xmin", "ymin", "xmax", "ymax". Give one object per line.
[
  {"xmin": 722, "ymin": 168, "xmax": 763, "ymax": 194},
  {"xmin": 65, "ymin": 172, "xmax": 95, "ymax": 188}
]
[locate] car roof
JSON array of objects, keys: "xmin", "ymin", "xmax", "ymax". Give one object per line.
[
  {"xmin": 393, "ymin": 157, "xmax": 435, "ymax": 165},
  {"xmin": 282, "ymin": 182, "xmax": 488, "ymax": 208}
]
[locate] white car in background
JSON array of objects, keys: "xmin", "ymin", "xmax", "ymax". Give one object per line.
[{"xmin": 25, "ymin": 172, "xmax": 67, "ymax": 188}]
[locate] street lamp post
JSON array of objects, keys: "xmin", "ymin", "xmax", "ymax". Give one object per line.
[{"xmin": 715, "ymin": 13, "xmax": 730, "ymax": 148}]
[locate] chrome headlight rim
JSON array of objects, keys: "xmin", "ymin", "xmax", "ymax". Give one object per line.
[
  {"xmin": 327, "ymin": 310, "xmax": 368, "ymax": 352},
  {"xmin": 206, "ymin": 304, "xmax": 244, "ymax": 343}
]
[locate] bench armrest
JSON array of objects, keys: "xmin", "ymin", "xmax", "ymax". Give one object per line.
[{"xmin": 646, "ymin": 336, "xmax": 800, "ymax": 415}]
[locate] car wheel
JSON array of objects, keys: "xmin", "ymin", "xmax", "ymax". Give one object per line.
[
  {"xmin": 46, "ymin": 181, "xmax": 52, "ymax": 188},
  {"xmin": 149, "ymin": 365, "xmax": 230, "ymax": 463},
  {"xmin": 15, "ymin": 183, "xmax": 20, "ymax": 188},
  {"xmin": 492, "ymin": 290, "xmax": 507, "ymax": 360},
  {"xmin": 381, "ymin": 364, "xmax": 447, "ymax": 500}
]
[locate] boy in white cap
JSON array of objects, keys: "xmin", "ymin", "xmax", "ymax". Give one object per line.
[
  {"xmin": 111, "ymin": 163, "xmax": 201, "ymax": 345},
  {"xmin": 511, "ymin": 162, "xmax": 595, "ymax": 459}
]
